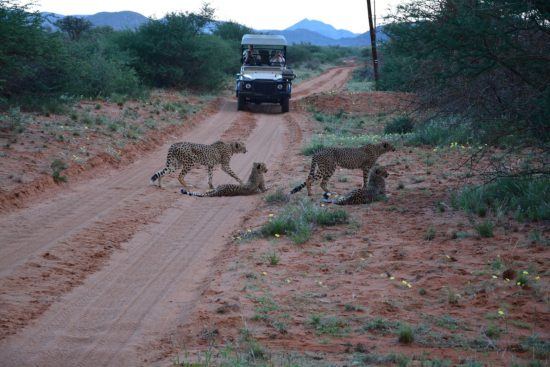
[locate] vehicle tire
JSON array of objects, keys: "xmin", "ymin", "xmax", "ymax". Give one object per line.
[
  {"xmin": 237, "ymin": 95, "xmax": 245, "ymax": 111},
  {"xmin": 281, "ymin": 97, "xmax": 289, "ymax": 113}
]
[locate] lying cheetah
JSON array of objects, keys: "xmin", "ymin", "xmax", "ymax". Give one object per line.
[
  {"xmin": 323, "ymin": 165, "xmax": 388, "ymax": 205},
  {"xmin": 150, "ymin": 140, "xmax": 247, "ymax": 189},
  {"xmin": 181, "ymin": 162, "xmax": 268, "ymax": 197},
  {"xmin": 290, "ymin": 141, "xmax": 395, "ymax": 196}
]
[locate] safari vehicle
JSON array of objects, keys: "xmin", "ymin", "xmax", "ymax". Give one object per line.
[{"xmin": 236, "ymin": 34, "xmax": 295, "ymax": 113}]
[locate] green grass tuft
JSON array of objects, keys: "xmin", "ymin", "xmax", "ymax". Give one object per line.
[
  {"xmin": 264, "ymin": 188, "xmax": 289, "ymax": 204},
  {"xmin": 474, "ymin": 221, "xmax": 494, "ymax": 238},
  {"xmin": 398, "ymin": 324, "xmax": 414, "ymax": 344},
  {"xmin": 260, "ymin": 199, "xmax": 348, "ymax": 244},
  {"xmin": 452, "ymin": 176, "xmax": 549, "ymax": 221}
]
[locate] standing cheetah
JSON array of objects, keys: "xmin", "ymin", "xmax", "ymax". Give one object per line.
[
  {"xmin": 181, "ymin": 162, "xmax": 268, "ymax": 197},
  {"xmin": 323, "ymin": 165, "xmax": 388, "ymax": 205},
  {"xmin": 290, "ymin": 141, "xmax": 395, "ymax": 196},
  {"xmin": 150, "ymin": 140, "xmax": 247, "ymax": 189}
]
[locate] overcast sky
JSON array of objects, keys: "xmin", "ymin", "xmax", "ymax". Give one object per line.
[{"xmin": 33, "ymin": 0, "xmax": 403, "ymax": 34}]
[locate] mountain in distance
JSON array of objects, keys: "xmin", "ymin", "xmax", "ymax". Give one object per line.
[
  {"xmin": 286, "ymin": 18, "xmax": 358, "ymax": 40},
  {"xmin": 262, "ymin": 18, "xmax": 388, "ymax": 46},
  {"xmin": 41, "ymin": 11, "xmax": 148, "ymax": 31},
  {"xmin": 40, "ymin": 11, "xmax": 386, "ymax": 46},
  {"xmin": 84, "ymin": 11, "xmax": 148, "ymax": 30}
]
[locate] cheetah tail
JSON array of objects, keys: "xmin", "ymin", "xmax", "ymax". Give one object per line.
[
  {"xmin": 150, "ymin": 167, "xmax": 171, "ymax": 183},
  {"xmin": 180, "ymin": 188, "xmax": 205, "ymax": 197},
  {"xmin": 289, "ymin": 182, "xmax": 306, "ymax": 195}
]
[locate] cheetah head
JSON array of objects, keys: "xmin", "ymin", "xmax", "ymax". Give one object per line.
[
  {"xmin": 381, "ymin": 141, "xmax": 395, "ymax": 152},
  {"xmin": 231, "ymin": 141, "xmax": 247, "ymax": 154},
  {"xmin": 374, "ymin": 165, "xmax": 389, "ymax": 178},
  {"xmin": 254, "ymin": 162, "xmax": 268, "ymax": 173}
]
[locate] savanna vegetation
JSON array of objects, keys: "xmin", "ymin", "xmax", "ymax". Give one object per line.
[
  {"xmin": 367, "ymin": 0, "xmax": 549, "ymax": 221},
  {"xmin": 0, "ymin": 1, "xmax": 358, "ymax": 113}
]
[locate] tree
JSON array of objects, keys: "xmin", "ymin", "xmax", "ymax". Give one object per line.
[
  {"xmin": 117, "ymin": 9, "xmax": 232, "ymax": 90},
  {"xmin": 213, "ymin": 21, "xmax": 252, "ymax": 42},
  {"xmin": 55, "ymin": 16, "xmax": 92, "ymax": 41},
  {"xmin": 380, "ymin": 0, "xmax": 550, "ymax": 148}
]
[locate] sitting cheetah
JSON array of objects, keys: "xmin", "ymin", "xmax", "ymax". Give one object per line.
[
  {"xmin": 150, "ymin": 140, "xmax": 247, "ymax": 189},
  {"xmin": 181, "ymin": 162, "xmax": 268, "ymax": 197},
  {"xmin": 290, "ymin": 141, "xmax": 395, "ymax": 196},
  {"xmin": 323, "ymin": 165, "xmax": 388, "ymax": 205}
]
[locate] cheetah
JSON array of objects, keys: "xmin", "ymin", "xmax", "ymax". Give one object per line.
[
  {"xmin": 323, "ymin": 165, "xmax": 388, "ymax": 205},
  {"xmin": 290, "ymin": 141, "xmax": 395, "ymax": 196},
  {"xmin": 181, "ymin": 162, "xmax": 268, "ymax": 197},
  {"xmin": 150, "ymin": 140, "xmax": 247, "ymax": 189}
]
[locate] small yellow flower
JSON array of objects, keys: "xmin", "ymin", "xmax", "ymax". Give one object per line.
[
  {"xmin": 268, "ymin": 213, "xmax": 274, "ymax": 217},
  {"xmin": 535, "ymin": 276, "xmax": 540, "ymax": 280},
  {"xmin": 522, "ymin": 271, "xmax": 529, "ymax": 275},
  {"xmin": 389, "ymin": 276, "xmax": 395, "ymax": 280},
  {"xmin": 274, "ymin": 233, "xmax": 280, "ymax": 238},
  {"xmin": 285, "ymin": 278, "xmax": 291, "ymax": 283},
  {"xmin": 516, "ymin": 281, "xmax": 522, "ymax": 286},
  {"xmin": 247, "ymin": 229, "xmax": 252, "ymax": 233},
  {"xmin": 261, "ymin": 271, "xmax": 267, "ymax": 276},
  {"xmin": 492, "ymin": 275, "xmax": 498, "ymax": 279},
  {"xmin": 498, "ymin": 309, "xmax": 505, "ymax": 316},
  {"xmin": 407, "ymin": 283, "xmax": 412, "ymax": 288}
]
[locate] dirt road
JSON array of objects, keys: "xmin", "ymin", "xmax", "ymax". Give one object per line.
[{"xmin": 0, "ymin": 65, "xmax": 353, "ymax": 366}]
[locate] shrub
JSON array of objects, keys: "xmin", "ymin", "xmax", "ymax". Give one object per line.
[
  {"xmin": 117, "ymin": 10, "xmax": 234, "ymax": 90},
  {"xmin": 51, "ymin": 159, "xmax": 67, "ymax": 183},
  {"xmin": 379, "ymin": 0, "xmax": 549, "ymax": 148},
  {"xmin": 384, "ymin": 116, "xmax": 414, "ymax": 135}
]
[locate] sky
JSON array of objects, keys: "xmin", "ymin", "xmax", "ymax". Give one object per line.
[{"xmin": 33, "ymin": 0, "xmax": 403, "ymax": 34}]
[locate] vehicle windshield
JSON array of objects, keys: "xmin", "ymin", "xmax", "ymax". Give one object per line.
[{"xmin": 242, "ymin": 45, "xmax": 286, "ymax": 66}]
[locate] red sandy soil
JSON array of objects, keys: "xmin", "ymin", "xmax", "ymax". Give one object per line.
[
  {"xmin": 0, "ymin": 66, "xmax": 356, "ymax": 366},
  {"xmin": 156, "ymin": 92, "xmax": 549, "ymax": 365},
  {"xmin": 0, "ymin": 91, "xmax": 218, "ymax": 211}
]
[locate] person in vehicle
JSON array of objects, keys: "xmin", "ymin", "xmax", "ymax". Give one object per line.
[
  {"xmin": 270, "ymin": 51, "xmax": 285, "ymax": 64},
  {"xmin": 243, "ymin": 45, "xmax": 257, "ymax": 65}
]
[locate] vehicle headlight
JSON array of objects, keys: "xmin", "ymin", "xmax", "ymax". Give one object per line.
[
  {"xmin": 245, "ymin": 83, "xmax": 252, "ymax": 89},
  {"xmin": 277, "ymin": 84, "xmax": 283, "ymax": 90}
]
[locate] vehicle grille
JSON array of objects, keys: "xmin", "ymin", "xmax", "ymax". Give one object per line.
[{"xmin": 253, "ymin": 81, "xmax": 278, "ymax": 94}]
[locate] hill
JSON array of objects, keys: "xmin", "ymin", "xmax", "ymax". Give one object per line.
[
  {"xmin": 286, "ymin": 18, "xmax": 358, "ymax": 39},
  {"xmin": 41, "ymin": 11, "xmax": 148, "ymax": 31}
]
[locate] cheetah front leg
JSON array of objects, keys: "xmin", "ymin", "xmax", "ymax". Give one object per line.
[
  {"xmin": 320, "ymin": 176, "xmax": 331, "ymax": 194},
  {"xmin": 207, "ymin": 166, "xmax": 214, "ymax": 189},
  {"xmin": 319, "ymin": 165, "xmax": 336, "ymax": 195},
  {"xmin": 221, "ymin": 163, "xmax": 243, "ymax": 185}
]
